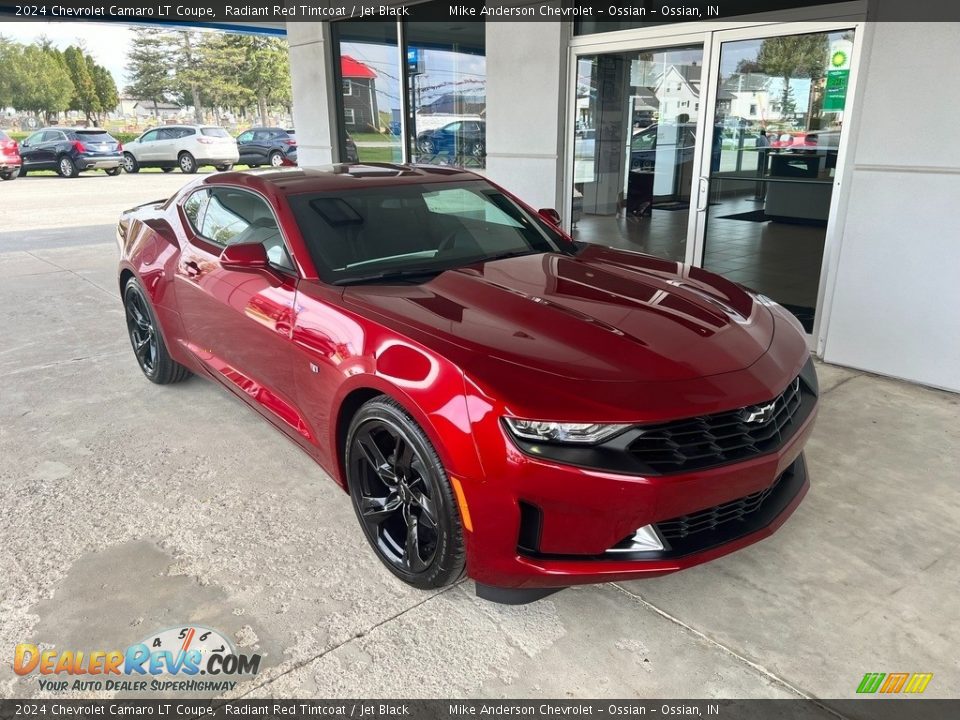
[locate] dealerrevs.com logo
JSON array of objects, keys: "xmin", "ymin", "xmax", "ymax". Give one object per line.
[{"xmin": 14, "ymin": 625, "xmax": 261, "ymax": 693}]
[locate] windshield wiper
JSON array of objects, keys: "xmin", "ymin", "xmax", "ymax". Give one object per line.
[
  {"xmin": 477, "ymin": 250, "xmax": 541, "ymax": 263},
  {"xmin": 333, "ymin": 268, "xmax": 446, "ymax": 286}
]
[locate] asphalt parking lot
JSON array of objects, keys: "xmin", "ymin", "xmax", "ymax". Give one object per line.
[{"xmin": 1, "ymin": 172, "xmax": 958, "ymax": 709}]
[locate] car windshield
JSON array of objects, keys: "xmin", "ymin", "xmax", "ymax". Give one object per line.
[
  {"xmin": 288, "ymin": 180, "xmax": 571, "ymax": 284},
  {"xmin": 201, "ymin": 127, "xmax": 230, "ymax": 137}
]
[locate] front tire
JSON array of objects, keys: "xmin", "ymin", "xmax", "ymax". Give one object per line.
[
  {"xmin": 346, "ymin": 397, "xmax": 466, "ymax": 589},
  {"xmin": 178, "ymin": 152, "xmax": 198, "ymax": 174},
  {"xmin": 58, "ymin": 156, "xmax": 78, "ymax": 178},
  {"xmin": 123, "ymin": 278, "xmax": 191, "ymax": 385},
  {"xmin": 216, "ymin": 163, "xmax": 234, "ymax": 172},
  {"xmin": 161, "ymin": 167, "xmax": 174, "ymax": 173},
  {"xmin": 123, "ymin": 153, "xmax": 139, "ymax": 173},
  {"xmin": 105, "ymin": 167, "xmax": 122, "ymax": 176}
]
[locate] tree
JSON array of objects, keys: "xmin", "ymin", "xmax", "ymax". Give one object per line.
[
  {"xmin": 63, "ymin": 45, "xmax": 100, "ymax": 123},
  {"xmin": 14, "ymin": 44, "xmax": 74, "ymax": 121},
  {"xmin": 228, "ymin": 35, "xmax": 291, "ymax": 126},
  {"xmin": 189, "ymin": 33, "xmax": 251, "ymax": 123},
  {"xmin": 125, "ymin": 28, "xmax": 175, "ymax": 106},
  {"xmin": 91, "ymin": 62, "xmax": 119, "ymax": 119},
  {"xmin": 756, "ymin": 35, "xmax": 828, "ymax": 124},
  {"xmin": 171, "ymin": 31, "xmax": 204, "ymax": 123},
  {"xmin": 0, "ymin": 37, "xmax": 18, "ymax": 111}
]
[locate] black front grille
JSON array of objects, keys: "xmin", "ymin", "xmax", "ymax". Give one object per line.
[
  {"xmin": 628, "ymin": 375, "xmax": 808, "ymax": 474},
  {"xmin": 657, "ymin": 475, "xmax": 783, "ymax": 541}
]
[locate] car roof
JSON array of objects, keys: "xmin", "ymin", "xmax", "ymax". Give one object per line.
[{"xmin": 203, "ymin": 163, "xmax": 483, "ymax": 194}]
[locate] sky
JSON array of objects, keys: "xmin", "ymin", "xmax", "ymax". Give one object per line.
[{"xmin": 2, "ymin": 21, "xmax": 136, "ymax": 89}]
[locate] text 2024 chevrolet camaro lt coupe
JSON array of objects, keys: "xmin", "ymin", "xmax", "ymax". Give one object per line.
[{"xmin": 117, "ymin": 165, "xmax": 818, "ymax": 603}]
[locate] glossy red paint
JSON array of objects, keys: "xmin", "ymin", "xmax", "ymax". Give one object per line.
[{"xmin": 117, "ymin": 165, "xmax": 818, "ymax": 590}]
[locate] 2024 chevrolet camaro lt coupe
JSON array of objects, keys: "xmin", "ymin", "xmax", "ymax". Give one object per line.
[{"xmin": 117, "ymin": 164, "xmax": 818, "ymax": 603}]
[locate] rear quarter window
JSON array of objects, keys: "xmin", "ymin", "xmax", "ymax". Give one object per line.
[{"xmin": 201, "ymin": 128, "xmax": 230, "ymax": 138}]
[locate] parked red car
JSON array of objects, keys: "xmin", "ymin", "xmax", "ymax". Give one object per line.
[
  {"xmin": 116, "ymin": 165, "xmax": 818, "ymax": 603},
  {"xmin": 0, "ymin": 130, "xmax": 21, "ymax": 180}
]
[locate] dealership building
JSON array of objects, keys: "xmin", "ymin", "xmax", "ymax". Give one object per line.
[{"xmin": 271, "ymin": 1, "xmax": 959, "ymax": 393}]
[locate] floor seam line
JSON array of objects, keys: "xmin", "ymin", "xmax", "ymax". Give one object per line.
[
  {"xmin": 231, "ymin": 580, "xmax": 465, "ymax": 698},
  {"xmin": 610, "ymin": 583, "xmax": 854, "ymax": 720},
  {"xmin": 24, "ymin": 250, "xmax": 118, "ymax": 299},
  {"xmin": 820, "ymin": 373, "xmax": 863, "ymax": 396}
]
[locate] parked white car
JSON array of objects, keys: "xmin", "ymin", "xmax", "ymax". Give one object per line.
[{"xmin": 122, "ymin": 125, "xmax": 239, "ymax": 174}]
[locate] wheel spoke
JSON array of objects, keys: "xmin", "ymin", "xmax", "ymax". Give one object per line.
[
  {"xmin": 411, "ymin": 491, "xmax": 437, "ymax": 528},
  {"xmin": 403, "ymin": 514, "xmax": 427, "ymax": 572},
  {"xmin": 357, "ymin": 430, "xmax": 397, "ymax": 486},
  {"xmin": 134, "ymin": 335, "xmax": 150, "ymax": 356},
  {"xmin": 360, "ymin": 494, "xmax": 401, "ymax": 524},
  {"xmin": 394, "ymin": 437, "xmax": 415, "ymax": 477}
]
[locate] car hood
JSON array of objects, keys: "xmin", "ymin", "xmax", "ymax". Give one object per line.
[{"xmin": 343, "ymin": 245, "xmax": 774, "ymax": 382}]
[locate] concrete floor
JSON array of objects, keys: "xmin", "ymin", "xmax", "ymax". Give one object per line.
[{"xmin": 1, "ymin": 174, "xmax": 958, "ymax": 710}]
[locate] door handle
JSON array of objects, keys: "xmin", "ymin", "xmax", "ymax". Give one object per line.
[
  {"xmin": 696, "ymin": 176, "xmax": 710, "ymax": 213},
  {"xmin": 183, "ymin": 260, "xmax": 201, "ymax": 277}
]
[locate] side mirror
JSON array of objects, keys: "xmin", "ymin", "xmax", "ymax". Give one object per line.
[
  {"xmin": 538, "ymin": 208, "xmax": 562, "ymax": 227},
  {"xmin": 220, "ymin": 242, "xmax": 269, "ymax": 271}
]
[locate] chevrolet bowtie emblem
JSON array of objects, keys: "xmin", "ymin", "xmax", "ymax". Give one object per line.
[{"xmin": 741, "ymin": 401, "xmax": 776, "ymax": 424}]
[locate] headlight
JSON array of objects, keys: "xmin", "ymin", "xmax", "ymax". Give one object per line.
[{"xmin": 503, "ymin": 418, "xmax": 630, "ymax": 445}]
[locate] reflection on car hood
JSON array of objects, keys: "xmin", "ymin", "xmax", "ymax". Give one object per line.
[{"xmin": 344, "ymin": 244, "xmax": 774, "ymax": 382}]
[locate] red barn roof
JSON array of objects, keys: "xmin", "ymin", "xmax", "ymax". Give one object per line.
[{"xmin": 341, "ymin": 55, "xmax": 376, "ymax": 80}]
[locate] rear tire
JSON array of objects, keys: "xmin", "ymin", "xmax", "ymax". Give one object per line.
[
  {"xmin": 216, "ymin": 163, "xmax": 234, "ymax": 172},
  {"xmin": 269, "ymin": 151, "xmax": 284, "ymax": 167},
  {"xmin": 346, "ymin": 397, "xmax": 466, "ymax": 590},
  {"xmin": 161, "ymin": 167, "xmax": 174, "ymax": 173},
  {"xmin": 123, "ymin": 277, "xmax": 191, "ymax": 385},
  {"xmin": 123, "ymin": 153, "xmax": 139, "ymax": 173},
  {"xmin": 58, "ymin": 156, "xmax": 78, "ymax": 178},
  {"xmin": 178, "ymin": 152, "xmax": 197, "ymax": 174},
  {"xmin": 105, "ymin": 167, "xmax": 121, "ymax": 176},
  {"xmin": 0, "ymin": 170, "xmax": 16, "ymax": 181}
]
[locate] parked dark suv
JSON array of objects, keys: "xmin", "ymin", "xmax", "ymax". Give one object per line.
[
  {"xmin": 416, "ymin": 120, "xmax": 485, "ymax": 161},
  {"xmin": 236, "ymin": 127, "xmax": 298, "ymax": 167},
  {"xmin": 18, "ymin": 127, "xmax": 123, "ymax": 178}
]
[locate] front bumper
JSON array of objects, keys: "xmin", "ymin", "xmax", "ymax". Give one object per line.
[
  {"xmin": 77, "ymin": 154, "xmax": 122, "ymax": 170},
  {"xmin": 459, "ymin": 392, "xmax": 817, "ymax": 589}
]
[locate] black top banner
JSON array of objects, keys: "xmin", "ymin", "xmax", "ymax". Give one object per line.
[{"xmin": 1, "ymin": 0, "xmax": 960, "ymax": 23}]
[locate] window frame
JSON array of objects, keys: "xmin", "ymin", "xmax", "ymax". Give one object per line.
[
  {"xmin": 343, "ymin": 108, "xmax": 356, "ymax": 125},
  {"xmin": 342, "ymin": 78, "xmax": 353, "ymax": 96}
]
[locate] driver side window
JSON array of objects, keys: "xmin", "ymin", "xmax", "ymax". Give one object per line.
[{"xmin": 201, "ymin": 188, "xmax": 294, "ymax": 272}]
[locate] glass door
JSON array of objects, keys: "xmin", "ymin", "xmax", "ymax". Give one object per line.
[
  {"xmin": 570, "ymin": 44, "xmax": 704, "ymax": 263},
  {"xmin": 694, "ymin": 27, "xmax": 856, "ymax": 332}
]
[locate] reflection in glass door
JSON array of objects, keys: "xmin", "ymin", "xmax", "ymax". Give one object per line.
[
  {"xmin": 699, "ymin": 29, "xmax": 855, "ymax": 332},
  {"xmin": 570, "ymin": 45, "xmax": 704, "ymax": 263}
]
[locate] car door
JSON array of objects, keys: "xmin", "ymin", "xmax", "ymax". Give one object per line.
[
  {"xmin": 19, "ymin": 131, "xmax": 46, "ymax": 168},
  {"xmin": 439, "ymin": 122, "xmax": 461, "ymax": 154},
  {"xmin": 174, "ymin": 186, "xmax": 308, "ymax": 438},
  {"xmin": 34, "ymin": 130, "xmax": 66, "ymax": 168},
  {"xmin": 134, "ymin": 129, "xmax": 161, "ymax": 163},
  {"xmin": 252, "ymin": 130, "xmax": 277, "ymax": 163},
  {"xmin": 236, "ymin": 130, "xmax": 255, "ymax": 164}
]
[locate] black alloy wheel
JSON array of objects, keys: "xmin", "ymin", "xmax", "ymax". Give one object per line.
[
  {"xmin": 122, "ymin": 278, "xmax": 191, "ymax": 385},
  {"xmin": 346, "ymin": 398, "xmax": 466, "ymax": 589}
]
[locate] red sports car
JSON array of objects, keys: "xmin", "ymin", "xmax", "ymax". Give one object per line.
[{"xmin": 117, "ymin": 165, "xmax": 818, "ymax": 603}]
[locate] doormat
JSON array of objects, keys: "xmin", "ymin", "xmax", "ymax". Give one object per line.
[
  {"xmin": 717, "ymin": 209, "xmax": 827, "ymax": 227},
  {"xmin": 780, "ymin": 303, "xmax": 816, "ymax": 333}
]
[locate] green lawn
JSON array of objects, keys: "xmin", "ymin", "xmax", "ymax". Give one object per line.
[
  {"xmin": 356, "ymin": 147, "xmax": 401, "ymax": 163},
  {"xmin": 350, "ymin": 132, "xmax": 399, "ymax": 144}
]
